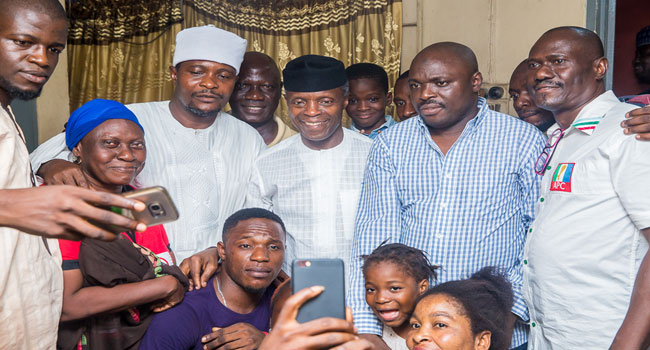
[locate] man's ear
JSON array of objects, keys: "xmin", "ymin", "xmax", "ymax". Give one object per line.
[
  {"xmin": 217, "ymin": 242, "xmax": 226, "ymax": 262},
  {"xmin": 170, "ymin": 65, "xmax": 178, "ymax": 83},
  {"xmin": 594, "ymin": 57, "xmax": 609, "ymax": 81},
  {"xmin": 474, "ymin": 330, "xmax": 491, "ymax": 350},
  {"xmin": 471, "ymin": 72, "xmax": 483, "ymax": 93}
]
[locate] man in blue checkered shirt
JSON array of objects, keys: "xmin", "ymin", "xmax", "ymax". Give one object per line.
[{"xmin": 348, "ymin": 42, "xmax": 545, "ymax": 349}]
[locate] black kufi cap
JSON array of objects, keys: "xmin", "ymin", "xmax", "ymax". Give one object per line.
[{"xmin": 283, "ymin": 55, "xmax": 347, "ymax": 92}]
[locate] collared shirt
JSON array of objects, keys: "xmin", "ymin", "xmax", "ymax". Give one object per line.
[
  {"xmin": 268, "ymin": 116, "xmax": 297, "ymax": 147},
  {"xmin": 0, "ymin": 106, "xmax": 63, "ymax": 350},
  {"xmin": 246, "ymin": 128, "xmax": 372, "ymax": 277},
  {"xmin": 349, "ymin": 98, "xmax": 545, "ymax": 348},
  {"xmin": 523, "ymin": 91, "xmax": 650, "ymax": 349},
  {"xmin": 30, "ymin": 101, "xmax": 266, "ymax": 261},
  {"xmin": 350, "ymin": 114, "xmax": 397, "ymax": 139}
]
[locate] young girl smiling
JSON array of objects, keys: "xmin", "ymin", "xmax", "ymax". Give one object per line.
[{"xmin": 363, "ymin": 243, "xmax": 439, "ymax": 349}]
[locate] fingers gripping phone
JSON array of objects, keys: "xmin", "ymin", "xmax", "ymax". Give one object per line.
[
  {"xmin": 120, "ymin": 186, "xmax": 179, "ymax": 227},
  {"xmin": 291, "ymin": 258, "xmax": 346, "ymax": 323}
]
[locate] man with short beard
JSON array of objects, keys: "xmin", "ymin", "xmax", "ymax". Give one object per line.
[
  {"xmin": 30, "ymin": 26, "xmax": 266, "ymax": 261},
  {"xmin": 230, "ymin": 52, "xmax": 296, "ymax": 146},
  {"xmin": 0, "ymin": 1, "xmax": 149, "ymax": 349},
  {"xmin": 522, "ymin": 26, "xmax": 650, "ymax": 349}
]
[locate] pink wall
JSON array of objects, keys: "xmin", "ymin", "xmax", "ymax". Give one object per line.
[{"xmin": 613, "ymin": 0, "xmax": 650, "ymax": 96}]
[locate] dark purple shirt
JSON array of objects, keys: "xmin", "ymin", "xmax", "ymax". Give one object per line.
[{"xmin": 140, "ymin": 276, "xmax": 274, "ymax": 350}]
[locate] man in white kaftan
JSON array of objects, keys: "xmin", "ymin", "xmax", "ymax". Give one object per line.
[
  {"xmin": 246, "ymin": 128, "xmax": 371, "ymax": 273},
  {"xmin": 30, "ymin": 26, "xmax": 265, "ymax": 261},
  {"xmin": 245, "ymin": 55, "xmax": 372, "ymax": 276}
]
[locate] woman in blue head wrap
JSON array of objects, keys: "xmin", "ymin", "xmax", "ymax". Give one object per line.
[
  {"xmin": 65, "ymin": 98, "xmax": 146, "ymax": 192},
  {"xmin": 56, "ymin": 99, "xmax": 188, "ymax": 350}
]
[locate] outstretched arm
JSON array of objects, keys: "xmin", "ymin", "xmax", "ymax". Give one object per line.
[
  {"xmin": 60, "ymin": 268, "xmax": 185, "ymax": 322},
  {"xmin": 30, "ymin": 131, "xmax": 88, "ymax": 186},
  {"xmin": 260, "ymin": 286, "xmax": 372, "ymax": 350},
  {"xmin": 0, "ymin": 186, "xmax": 146, "ymax": 241}
]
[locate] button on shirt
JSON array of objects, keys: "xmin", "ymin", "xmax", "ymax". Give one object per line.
[
  {"xmin": 349, "ymin": 98, "xmax": 545, "ymax": 348},
  {"xmin": 523, "ymin": 91, "xmax": 650, "ymax": 349}
]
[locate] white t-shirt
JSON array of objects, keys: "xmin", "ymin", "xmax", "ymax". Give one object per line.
[
  {"xmin": 382, "ymin": 324, "xmax": 408, "ymax": 350},
  {"xmin": 523, "ymin": 91, "xmax": 650, "ymax": 349}
]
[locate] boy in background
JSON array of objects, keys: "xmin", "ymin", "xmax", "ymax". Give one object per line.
[{"xmin": 346, "ymin": 63, "xmax": 396, "ymax": 139}]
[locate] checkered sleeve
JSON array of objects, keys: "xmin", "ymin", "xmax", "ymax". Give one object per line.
[
  {"xmin": 509, "ymin": 129, "xmax": 545, "ymax": 322},
  {"xmin": 348, "ymin": 137, "xmax": 402, "ymax": 335},
  {"xmin": 520, "ymin": 131, "xmax": 545, "ymax": 229},
  {"xmin": 507, "ymin": 260, "xmax": 529, "ymax": 322}
]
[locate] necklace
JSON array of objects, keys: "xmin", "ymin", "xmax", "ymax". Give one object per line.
[{"xmin": 216, "ymin": 276, "xmax": 228, "ymax": 308}]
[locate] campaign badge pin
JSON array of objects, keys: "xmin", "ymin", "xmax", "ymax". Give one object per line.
[{"xmin": 550, "ymin": 163, "xmax": 574, "ymax": 192}]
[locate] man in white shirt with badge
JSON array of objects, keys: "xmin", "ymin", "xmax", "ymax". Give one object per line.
[
  {"xmin": 522, "ymin": 26, "xmax": 650, "ymax": 349},
  {"xmin": 30, "ymin": 26, "xmax": 265, "ymax": 261},
  {"xmin": 245, "ymin": 55, "xmax": 373, "ymax": 276}
]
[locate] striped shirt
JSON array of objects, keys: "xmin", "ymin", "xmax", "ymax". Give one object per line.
[{"xmin": 348, "ymin": 98, "xmax": 545, "ymax": 348}]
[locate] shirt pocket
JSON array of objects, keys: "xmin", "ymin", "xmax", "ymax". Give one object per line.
[{"xmin": 554, "ymin": 156, "xmax": 613, "ymax": 195}]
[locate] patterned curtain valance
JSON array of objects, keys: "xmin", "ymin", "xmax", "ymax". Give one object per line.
[
  {"xmin": 186, "ymin": 0, "xmax": 392, "ymax": 34},
  {"xmin": 66, "ymin": 0, "xmax": 183, "ymax": 44}
]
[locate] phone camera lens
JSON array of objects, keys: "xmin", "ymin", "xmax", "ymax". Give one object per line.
[{"xmin": 151, "ymin": 204, "xmax": 161, "ymax": 211}]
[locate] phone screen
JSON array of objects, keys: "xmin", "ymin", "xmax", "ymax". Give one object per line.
[{"xmin": 291, "ymin": 258, "xmax": 346, "ymax": 323}]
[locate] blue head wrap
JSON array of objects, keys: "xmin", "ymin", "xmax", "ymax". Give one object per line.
[{"xmin": 65, "ymin": 99, "xmax": 144, "ymax": 150}]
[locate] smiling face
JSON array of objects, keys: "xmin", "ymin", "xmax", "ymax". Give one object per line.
[
  {"xmin": 73, "ymin": 119, "xmax": 146, "ymax": 190},
  {"xmin": 394, "ymin": 77, "xmax": 417, "ymax": 121},
  {"xmin": 286, "ymin": 86, "xmax": 347, "ymax": 150},
  {"xmin": 0, "ymin": 8, "xmax": 67, "ymax": 105},
  {"xmin": 409, "ymin": 45, "xmax": 482, "ymax": 134},
  {"xmin": 218, "ymin": 217, "xmax": 285, "ymax": 294},
  {"xmin": 364, "ymin": 261, "xmax": 428, "ymax": 330},
  {"xmin": 170, "ymin": 60, "xmax": 237, "ymax": 119},
  {"xmin": 229, "ymin": 53, "xmax": 282, "ymax": 126},
  {"xmin": 407, "ymin": 294, "xmax": 490, "ymax": 350},
  {"xmin": 508, "ymin": 62, "xmax": 555, "ymax": 132},
  {"xmin": 526, "ymin": 29, "xmax": 607, "ymax": 126},
  {"xmin": 346, "ymin": 78, "xmax": 391, "ymax": 131}
]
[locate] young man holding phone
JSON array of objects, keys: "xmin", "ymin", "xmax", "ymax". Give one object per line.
[
  {"xmin": 0, "ymin": 1, "xmax": 147, "ymax": 348},
  {"xmin": 140, "ymin": 208, "xmax": 286, "ymax": 350}
]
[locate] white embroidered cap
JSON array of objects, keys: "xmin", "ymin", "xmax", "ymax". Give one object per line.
[{"xmin": 172, "ymin": 25, "xmax": 247, "ymax": 74}]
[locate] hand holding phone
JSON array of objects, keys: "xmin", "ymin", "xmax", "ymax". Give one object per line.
[
  {"xmin": 291, "ymin": 258, "xmax": 345, "ymax": 323},
  {"xmin": 120, "ymin": 186, "xmax": 179, "ymax": 227}
]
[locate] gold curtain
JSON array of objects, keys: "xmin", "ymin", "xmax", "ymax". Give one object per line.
[
  {"xmin": 67, "ymin": 0, "xmax": 402, "ymax": 127},
  {"xmin": 66, "ymin": 0, "xmax": 183, "ymax": 110}
]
